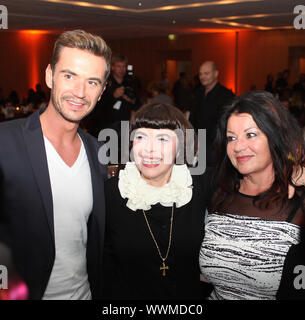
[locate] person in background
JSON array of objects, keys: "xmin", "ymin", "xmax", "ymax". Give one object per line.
[
  {"xmin": 275, "ymin": 69, "xmax": 290, "ymax": 95},
  {"xmin": 146, "ymin": 81, "xmax": 173, "ymax": 105},
  {"xmin": 160, "ymin": 70, "xmax": 170, "ymax": 92},
  {"xmin": 26, "ymin": 88, "xmax": 36, "ymax": 105},
  {"xmin": 34, "ymin": 83, "xmax": 47, "ymax": 105},
  {"xmin": 7, "ymin": 90, "xmax": 20, "ymax": 106},
  {"xmin": 293, "ymin": 73, "xmax": 305, "ymax": 102},
  {"xmin": 189, "ymin": 61, "xmax": 234, "ymax": 167},
  {"xmin": 86, "ymin": 54, "xmax": 141, "ymax": 163},
  {"xmin": 99, "ymin": 54, "xmax": 140, "ymax": 127},
  {"xmin": 264, "ymin": 74, "xmax": 274, "ymax": 93},
  {"xmin": 200, "ymin": 90, "xmax": 305, "ymax": 300},
  {"xmin": 192, "ymin": 74, "xmax": 201, "ymax": 92},
  {"xmin": 172, "ymin": 72, "xmax": 193, "ymax": 113},
  {"xmin": 289, "ymin": 90, "xmax": 305, "ymax": 127}
]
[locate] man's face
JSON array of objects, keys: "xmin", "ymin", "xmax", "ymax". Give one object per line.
[
  {"xmin": 199, "ymin": 63, "xmax": 218, "ymax": 89},
  {"xmin": 111, "ymin": 61, "xmax": 127, "ymax": 79},
  {"xmin": 46, "ymin": 47, "xmax": 106, "ymax": 123}
]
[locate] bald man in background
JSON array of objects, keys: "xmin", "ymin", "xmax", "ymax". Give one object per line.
[{"xmin": 189, "ymin": 61, "xmax": 234, "ymax": 166}]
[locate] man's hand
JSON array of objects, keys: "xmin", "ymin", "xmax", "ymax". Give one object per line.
[{"xmin": 113, "ymin": 86, "xmax": 124, "ymax": 99}]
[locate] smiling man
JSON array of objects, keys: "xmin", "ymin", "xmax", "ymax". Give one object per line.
[{"xmin": 0, "ymin": 30, "xmax": 111, "ymax": 299}]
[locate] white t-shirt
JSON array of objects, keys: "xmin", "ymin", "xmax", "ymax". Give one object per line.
[{"xmin": 42, "ymin": 135, "xmax": 93, "ymax": 300}]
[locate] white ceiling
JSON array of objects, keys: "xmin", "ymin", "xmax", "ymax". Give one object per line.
[{"xmin": 1, "ymin": 0, "xmax": 302, "ymax": 38}]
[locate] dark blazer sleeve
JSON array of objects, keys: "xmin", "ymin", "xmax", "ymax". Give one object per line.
[
  {"xmin": 80, "ymin": 131, "xmax": 107, "ymax": 299},
  {"xmin": 101, "ymin": 176, "xmax": 119, "ymax": 299},
  {"xmin": 0, "ymin": 209, "xmax": 11, "ymax": 248},
  {"xmin": 0, "ymin": 114, "xmax": 56, "ymax": 300},
  {"xmin": 215, "ymin": 86, "xmax": 235, "ymax": 122},
  {"xmin": 0, "ymin": 166, "xmax": 10, "ymax": 247}
]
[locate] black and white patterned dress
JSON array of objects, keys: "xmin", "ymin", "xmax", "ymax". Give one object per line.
[{"xmin": 199, "ymin": 192, "xmax": 302, "ymax": 300}]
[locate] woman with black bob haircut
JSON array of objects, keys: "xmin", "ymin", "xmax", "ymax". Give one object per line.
[
  {"xmin": 102, "ymin": 102, "xmax": 213, "ymax": 300},
  {"xmin": 129, "ymin": 102, "xmax": 197, "ymax": 165},
  {"xmin": 199, "ymin": 90, "xmax": 305, "ymax": 300}
]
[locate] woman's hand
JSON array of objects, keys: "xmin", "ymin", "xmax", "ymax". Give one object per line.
[{"xmin": 288, "ymin": 166, "xmax": 305, "ymax": 199}]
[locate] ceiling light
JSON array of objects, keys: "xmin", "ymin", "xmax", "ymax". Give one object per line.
[{"xmin": 42, "ymin": 0, "xmax": 262, "ymax": 14}]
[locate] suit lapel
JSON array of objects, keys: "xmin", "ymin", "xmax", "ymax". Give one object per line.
[
  {"xmin": 22, "ymin": 109, "xmax": 55, "ymax": 243},
  {"xmin": 78, "ymin": 129, "xmax": 106, "ymax": 241},
  {"xmin": 20, "ymin": 112, "xmax": 105, "ymax": 246},
  {"xmin": 78, "ymin": 129, "xmax": 104, "ymax": 215},
  {"xmin": 78, "ymin": 129, "xmax": 106, "ymax": 298}
]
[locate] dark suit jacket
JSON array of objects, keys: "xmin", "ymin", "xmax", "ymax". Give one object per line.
[
  {"xmin": 189, "ymin": 82, "xmax": 235, "ymax": 166},
  {"xmin": 189, "ymin": 82, "xmax": 235, "ymax": 141},
  {"xmin": 0, "ymin": 109, "xmax": 107, "ymax": 299}
]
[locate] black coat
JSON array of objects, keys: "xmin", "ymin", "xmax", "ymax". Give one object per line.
[
  {"xmin": 102, "ymin": 171, "xmax": 213, "ymax": 300},
  {"xmin": 190, "ymin": 83, "xmax": 234, "ymax": 139},
  {"xmin": 189, "ymin": 83, "xmax": 234, "ymax": 166}
]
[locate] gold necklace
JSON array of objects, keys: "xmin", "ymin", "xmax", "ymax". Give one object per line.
[{"xmin": 142, "ymin": 204, "xmax": 174, "ymax": 277}]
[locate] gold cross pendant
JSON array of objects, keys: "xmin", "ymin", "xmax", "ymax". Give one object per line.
[{"xmin": 160, "ymin": 261, "xmax": 169, "ymax": 276}]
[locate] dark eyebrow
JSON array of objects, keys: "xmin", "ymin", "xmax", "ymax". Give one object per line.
[
  {"xmin": 60, "ymin": 69, "xmax": 76, "ymax": 75},
  {"xmin": 60, "ymin": 69, "xmax": 102, "ymax": 85},
  {"xmin": 227, "ymin": 127, "xmax": 258, "ymax": 135},
  {"xmin": 244, "ymin": 127, "xmax": 258, "ymax": 132}
]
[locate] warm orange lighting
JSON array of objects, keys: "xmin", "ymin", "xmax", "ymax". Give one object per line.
[
  {"xmin": 19, "ymin": 30, "xmax": 50, "ymax": 35},
  {"xmin": 219, "ymin": 13, "xmax": 290, "ymax": 21},
  {"xmin": 226, "ymin": 79, "xmax": 236, "ymax": 95},
  {"xmin": 18, "ymin": 31, "xmax": 44, "ymax": 91},
  {"xmin": 300, "ymin": 58, "xmax": 305, "ymax": 74},
  {"xmin": 185, "ymin": 28, "xmax": 238, "ymax": 33},
  {"xmin": 166, "ymin": 60, "xmax": 178, "ymax": 89},
  {"xmin": 42, "ymin": 0, "xmax": 262, "ymax": 13},
  {"xmin": 199, "ymin": 13, "xmax": 294, "ymax": 30}
]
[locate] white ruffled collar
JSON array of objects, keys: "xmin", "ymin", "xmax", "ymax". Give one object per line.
[{"xmin": 118, "ymin": 162, "xmax": 193, "ymax": 211}]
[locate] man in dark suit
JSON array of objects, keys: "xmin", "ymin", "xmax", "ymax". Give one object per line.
[
  {"xmin": 0, "ymin": 30, "xmax": 112, "ymax": 299},
  {"xmin": 189, "ymin": 61, "xmax": 235, "ymax": 166}
]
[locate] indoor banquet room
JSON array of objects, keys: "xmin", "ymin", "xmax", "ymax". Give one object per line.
[{"xmin": 0, "ymin": 0, "xmax": 305, "ymax": 313}]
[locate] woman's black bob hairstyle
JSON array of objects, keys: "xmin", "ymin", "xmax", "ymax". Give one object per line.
[
  {"xmin": 212, "ymin": 90, "xmax": 305, "ymax": 210},
  {"xmin": 129, "ymin": 103, "xmax": 197, "ymax": 165}
]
